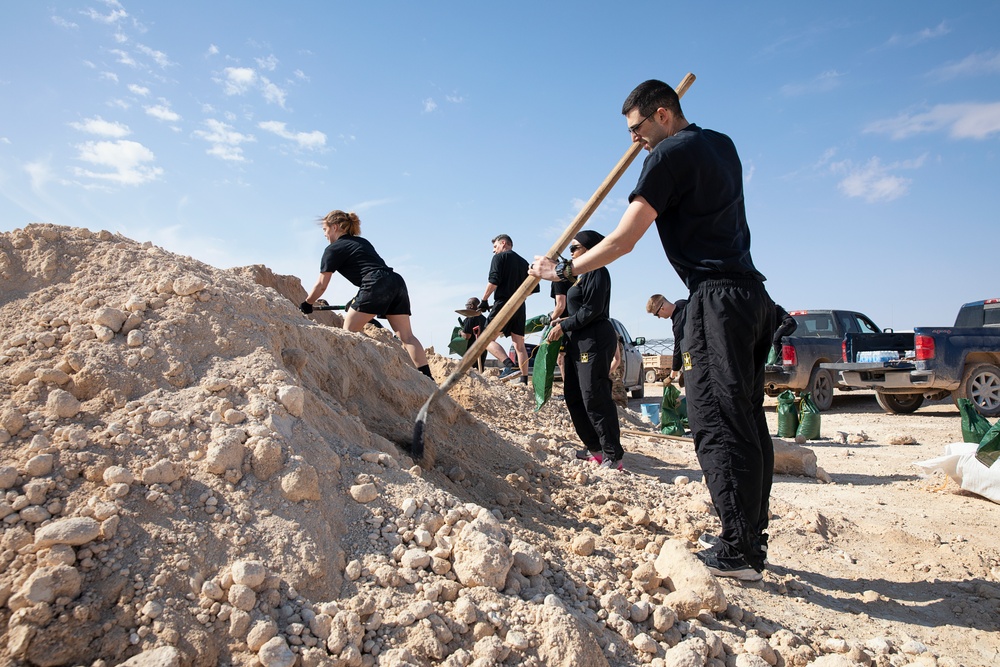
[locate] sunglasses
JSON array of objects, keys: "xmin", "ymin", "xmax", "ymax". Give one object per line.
[
  {"xmin": 628, "ymin": 110, "xmax": 656, "ymax": 136},
  {"xmin": 568, "ymin": 243, "xmax": 583, "ymax": 253}
]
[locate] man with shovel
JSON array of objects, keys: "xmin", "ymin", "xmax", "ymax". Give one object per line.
[{"xmin": 531, "ymin": 79, "xmax": 775, "ymax": 581}]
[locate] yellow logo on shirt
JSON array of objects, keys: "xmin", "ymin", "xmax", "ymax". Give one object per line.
[
  {"xmin": 579, "ymin": 353, "xmax": 590, "ymax": 363},
  {"xmin": 682, "ymin": 352, "xmax": 693, "ymax": 371}
]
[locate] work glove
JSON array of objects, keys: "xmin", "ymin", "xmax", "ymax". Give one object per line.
[
  {"xmin": 479, "ymin": 299, "xmax": 491, "ymax": 312},
  {"xmin": 299, "ymin": 301, "xmax": 313, "ymax": 314}
]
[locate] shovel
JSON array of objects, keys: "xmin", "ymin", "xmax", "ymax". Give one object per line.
[{"xmin": 411, "ymin": 72, "xmax": 697, "ymax": 460}]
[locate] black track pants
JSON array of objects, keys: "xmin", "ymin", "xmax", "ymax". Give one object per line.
[
  {"xmin": 683, "ymin": 277, "xmax": 774, "ymax": 566},
  {"xmin": 562, "ymin": 320, "xmax": 623, "ymax": 462}
]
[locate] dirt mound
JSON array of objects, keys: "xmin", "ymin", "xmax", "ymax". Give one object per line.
[{"xmin": 0, "ymin": 224, "xmax": 990, "ymax": 667}]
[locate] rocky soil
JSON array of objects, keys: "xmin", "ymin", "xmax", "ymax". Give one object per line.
[{"xmin": 0, "ymin": 224, "xmax": 997, "ymax": 667}]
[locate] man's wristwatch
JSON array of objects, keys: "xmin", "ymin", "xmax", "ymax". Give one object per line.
[{"xmin": 554, "ymin": 259, "xmax": 578, "ymax": 284}]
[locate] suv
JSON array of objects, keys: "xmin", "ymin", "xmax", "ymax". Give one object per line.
[{"xmin": 512, "ymin": 318, "xmax": 646, "ymax": 398}]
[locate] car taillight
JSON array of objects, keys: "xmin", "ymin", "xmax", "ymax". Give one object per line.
[
  {"xmin": 915, "ymin": 335, "xmax": 935, "ymax": 361},
  {"xmin": 782, "ymin": 344, "xmax": 797, "ymax": 366},
  {"xmin": 842, "ymin": 339, "xmax": 847, "ymax": 362}
]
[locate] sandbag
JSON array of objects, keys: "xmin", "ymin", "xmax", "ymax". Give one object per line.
[
  {"xmin": 796, "ymin": 391, "xmax": 821, "ymax": 440},
  {"xmin": 958, "ymin": 398, "xmax": 992, "ymax": 443},
  {"xmin": 532, "ymin": 332, "xmax": 562, "ymax": 412},
  {"xmin": 524, "ymin": 314, "xmax": 552, "ymax": 335},
  {"xmin": 766, "ymin": 346, "xmax": 779, "ymax": 366},
  {"xmin": 448, "ymin": 324, "xmax": 468, "ymax": 356},
  {"xmin": 776, "ymin": 390, "xmax": 798, "ymax": 438},
  {"xmin": 659, "ymin": 383, "xmax": 687, "ymax": 436},
  {"xmin": 977, "ymin": 421, "xmax": 1000, "ymax": 468}
]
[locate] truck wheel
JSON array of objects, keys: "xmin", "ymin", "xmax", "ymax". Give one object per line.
[
  {"xmin": 875, "ymin": 391, "xmax": 924, "ymax": 414},
  {"xmin": 806, "ymin": 368, "xmax": 834, "ymax": 411},
  {"xmin": 956, "ymin": 363, "xmax": 1000, "ymax": 417},
  {"xmin": 644, "ymin": 368, "xmax": 658, "ymax": 384},
  {"xmin": 630, "ymin": 383, "xmax": 644, "ymax": 399}
]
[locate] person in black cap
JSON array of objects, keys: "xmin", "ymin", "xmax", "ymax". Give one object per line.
[
  {"xmin": 457, "ymin": 297, "xmax": 488, "ymax": 371},
  {"xmin": 531, "ymin": 79, "xmax": 774, "ymax": 581},
  {"xmin": 301, "ymin": 209, "xmax": 433, "ymax": 379},
  {"xmin": 546, "ymin": 230, "xmax": 624, "ymax": 470}
]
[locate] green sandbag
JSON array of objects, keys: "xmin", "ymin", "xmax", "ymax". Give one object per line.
[
  {"xmin": 958, "ymin": 398, "xmax": 992, "ymax": 443},
  {"xmin": 448, "ymin": 324, "xmax": 468, "ymax": 356},
  {"xmin": 776, "ymin": 390, "xmax": 798, "ymax": 438},
  {"xmin": 766, "ymin": 347, "xmax": 779, "ymax": 366},
  {"xmin": 659, "ymin": 383, "xmax": 687, "ymax": 436},
  {"xmin": 796, "ymin": 391, "xmax": 821, "ymax": 440},
  {"xmin": 525, "ymin": 314, "xmax": 553, "ymax": 335},
  {"xmin": 976, "ymin": 421, "xmax": 1000, "ymax": 468},
  {"xmin": 532, "ymin": 332, "xmax": 562, "ymax": 412}
]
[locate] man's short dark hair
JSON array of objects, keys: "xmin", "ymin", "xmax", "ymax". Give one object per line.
[
  {"xmin": 492, "ymin": 234, "xmax": 513, "ymax": 246},
  {"xmin": 622, "ymin": 79, "xmax": 683, "ymax": 118}
]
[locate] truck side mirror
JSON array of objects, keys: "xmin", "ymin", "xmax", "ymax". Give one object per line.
[{"xmin": 634, "ymin": 337, "xmax": 645, "ymax": 346}]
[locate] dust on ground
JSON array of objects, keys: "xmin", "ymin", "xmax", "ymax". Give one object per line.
[{"xmin": 1, "ymin": 224, "xmax": 997, "ymax": 667}]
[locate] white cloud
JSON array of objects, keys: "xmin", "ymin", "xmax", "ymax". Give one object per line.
[
  {"xmin": 865, "ymin": 102, "xmax": 1000, "ymax": 140},
  {"xmin": 830, "ymin": 155, "xmax": 927, "ymax": 203},
  {"xmin": 221, "ymin": 67, "xmax": 257, "ymax": 95},
  {"xmin": 145, "ymin": 104, "xmax": 181, "ymax": 123},
  {"xmin": 423, "ymin": 98, "xmax": 438, "ymax": 113},
  {"xmin": 25, "ymin": 160, "xmax": 54, "ymax": 192},
  {"xmin": 293, "ymin": 69, "xmax": 309, "ymax": 81},
  {"xmin": 100, "ymin": 71, "xmax": 119, "ymax": 83},
  {"xmin": 927, "ymin": 51, "xmax": 1000, "ymax": 81},
  {"xmin": 70, "ymin": 116, "xmax": 131, "ymax": 137},
  {"xmin": 258, "ymin": 121, "xmax": 326, "ymax": 149},
  {"xmin": 52, "ymin": 15, "xmax": 79, "ymax": 29},
  {"xmin": 255, "ymin": 55, "xmax": 278, "ymax": 72},
  {"xmin": 108, "ymin": 98, "xmax": 130, "ymax": 110},
  {"xmin": 136, "ymin": 43, "xmax": 172, "ymax": 69},
  {"xmin": 83, "ymin": 3, "xmax": 127, "ymax": 25},
  {"xmin": 128, "ymin": 83, "xmax": 150, "ymax": 96},
  {"xmin": 72, "ymin": 139, "xmax": 163, "ymax": 185},
  {"xmin": 885, "ymin": 22, "xmax": 949, "ymax": 48},
  {"xmin": 779, "ymin": 70, "xmax": 844, "ymax": 97},
  {"xmin": 445, "ymin": 94, "xmax": 465, "ymax": 104},
  {"xmin": 259, "ymin": 77, "xmax": 287, "ymax": 107},
  {"xmin": 110, "ymin": 48, "xmax": 137, "ymax": 68},
  {"xmin": 206, "ymin": 44, "xmax": 219, "ymax": 57},
  {"xmin": 1, "ymin": 137, "xmax": 11, "ymax": 145},
  {"xmin": 193, "ymin": 119, "xmax": 256, "ymax": 162}
]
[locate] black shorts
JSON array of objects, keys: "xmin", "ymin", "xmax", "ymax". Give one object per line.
[
  {"xmin": 351, "ymin": 270, "xmax": 411, "ymax": 316},
  {"xmin": 488, "ymin": 301, "xmax": 526, "ymax": 338}
]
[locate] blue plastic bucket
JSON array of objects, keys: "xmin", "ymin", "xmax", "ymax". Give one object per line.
[{"xmin": 640, "ymin": 403, "xmax": 661, "ymax": 425}]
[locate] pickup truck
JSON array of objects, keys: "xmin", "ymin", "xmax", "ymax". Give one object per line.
[
  {"xmin": 821, "ymin": 299, "xmax": 1000, "ymax": 416},
  {"xmin": 764, "ymin": 309, "xmax": 885, "ymax": 411}
]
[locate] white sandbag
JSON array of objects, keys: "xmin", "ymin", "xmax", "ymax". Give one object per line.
[{"xmin": 915, "ymin": 442, "xmax": 1000, "ymax": 504}]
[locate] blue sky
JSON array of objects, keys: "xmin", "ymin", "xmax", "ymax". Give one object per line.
[{"xmin": 2, "ymin": 1, "xmax": 998, "ymax": 357}]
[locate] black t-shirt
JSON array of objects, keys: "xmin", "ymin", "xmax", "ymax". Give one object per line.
[
  {"xmin": 561, "ymin": 267, "xmax": 611, "ymax": 335},
  {"xmin": 550, "ymin": 280, "xmax": 570, "ymax": 299},
  {"xmin": 320, "ymin": 236, "xmax": 391, "ymax": 287},
  {"xmin": 488, "ymin": 249, "xmax": 535, "ymax": 304},
  {"xmin": 629, "ymin": 124, "xmax": 765, "ymax": 290},
  {"xmin": 462, "ymin": 314, "xmax": 486, "ymax": 340}
]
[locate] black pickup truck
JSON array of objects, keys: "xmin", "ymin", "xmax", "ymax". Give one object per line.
[
  {"xmin": 764, "ymin": 309, "xmax": 884, "ymax": 411},
  {"xmin": 822, "ymin": 299, "xmax": 1000, "ymax": 416}
]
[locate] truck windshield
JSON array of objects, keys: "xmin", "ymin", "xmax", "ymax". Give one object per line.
[{"xmin": 793, "ymin": 313, "xmax": 835, "ymax": 336}]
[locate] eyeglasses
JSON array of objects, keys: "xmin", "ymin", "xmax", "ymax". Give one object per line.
[
  {"xmin": 628, "ymin": 110, "xmax": 656, "ymax": 136},
  {"xmin": 568, "ymin": 244, "xmax": 583, "ymax": 253}
]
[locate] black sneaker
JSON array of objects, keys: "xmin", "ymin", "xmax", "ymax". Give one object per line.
[
  {"xmin": 498, "ymin": 366, "xmax": 521, "ymax": 380},
  {"xmin": 698, "ymin": 533, "xmax": 768, "ymax": 559},
  {"xmin": 575, "ymin": 449, "xmax": 595, "ymax": 460},
  {"xmin": 695, "ymin": 550, "xmax": 763, "ymax": 582}
]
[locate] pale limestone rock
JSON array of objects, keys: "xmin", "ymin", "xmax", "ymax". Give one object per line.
[
  {"xmin": 401, "ymin": 548, "xmax": 430, "ymax": 570},
  {"xmin": 36, "ymin": 368, "xmax": 70, "ymax": 385},
  {"xmin": 141, "ymin": 459, "xmax": 185, "ymax": 485},
  {"xmin": 0, "ymin": 466, "xmax": 18, "ymax": 489},
  {"xmin": 25, "ymin": 454, "xmax": 54, "ymax": 477},
  {"xmin": 93, "ymin": 306, "xmax": 128, "ymax": 332},
  {"xmin": 46, "ymin": 389, "xmax": 81, "ymax": 418},
  {"xmin": 0, "ymin": 408, "xmax": 25, "ymax": 435},
  {"xmin": 116, "ymin": 646, "xmax": 182, "ymax": 667},
  {"xmin": 228, "ymin": 583, "xmax": 256, "ymax": 611},
  {"xmin": 229, "ymin": 609, "xmax": 251, "ymax": 638},
  {"xmin": 251, "ymin": 437, "xmax": 283, "ymax": 480},
  {"xmin": 571, "ymin": 532, "xmax": 596, "ymax": 556},
  {"xmin": 20, "ymin": 564, "xmax": 82, "ymax": 604},
  {"xmin": 232, "ymin": 560, "xmax": 267, "ymax": 589},
  {"xmin": 277, "ymin": 385, "xmax": 305, "ymax": 417},
  {"xmin": 204, "ymin": 433, "xmax": 245, "ymax": 475},
  {"xmin": 510, "ymin": 538, "xmax": 545, "ymax": 576},
  {"xmin": 349, "ymin": 483, "xmax": 378, "ymax": 503},
  {"xmin": 247, "ymin": 619, "xmax": 279, "ymax": 652},
  {"xmin": 258, "ymin": 636, "xmax": 296, "ymax": 667},
  {"xmin": 772, "ymin": 438, "xmax": 818, "ymax": 477},
  {"xmin": 34, "ymin": 517, "xmax": 101, "ymax": 547},
  {"xmin": 654, "ymin": 539, "xmax": 727, "ymax": 616},
  {"xmin": 452, "ymin": 517, "xmax": 513, "ymax": 589},
  {"xmin": 173, "ymin": 275, "xmax": 206, "ymax": 296},
  {"xmin": 147, "ymin": 410, "xmax": 173, "ymax": 428},
  {"xmin": 735, "ymin": 654, "xmax": 773, "ymax": 667},
  {"xmin": 744, "ymin": 636, "xmax": 777, "ymax": 665},
  {"xmin": 103, "ymin": 465, "xmax": 134, "ymax": 485},
  {"xmin": 663, "ymin": 637, "xmax": 710, "ymax": 667},
  {"xmin": 632, "ymin": 561, "xmax": 662, "ymax": 593},
  {"xmin": 633, "ymin": 633, "xmax": 659, "ymax": 654},
  {"xmin": 281, "ymin": 461, "xmax": 320, "ymax": 502}
]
